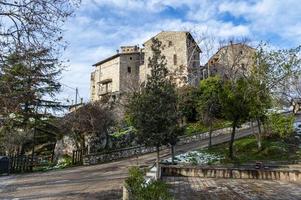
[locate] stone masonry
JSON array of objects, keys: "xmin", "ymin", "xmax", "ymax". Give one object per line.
[
  {"xmin": 90, "ymin": 31, "xmax": 201, "ymax": 101},
  {"xmin": 200, "ymin": 43, "xmax": 256, "ymax": 80},
  {"xmin": 140, "ymin": 31, "xmax": 201, "ymax": 87}
]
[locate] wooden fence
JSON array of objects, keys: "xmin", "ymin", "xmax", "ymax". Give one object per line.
[
  {"xmin": 72, "ymin": 147, "xmax": 88, "ymax": 165},
  {"xmin": 9, "ymin": 155, "xmax": 33, "ymax": 173}
]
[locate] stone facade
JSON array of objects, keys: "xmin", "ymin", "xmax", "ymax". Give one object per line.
[
  {"xmin": 90, "ymin": 46, "xmax": 143, "ymax": 101},
  {"xmin": 200, "ymin": 43, "xmax": 255, "ymax": 80},
  {"xmin": 140, "ymin": 31, "xmax": 201, "ymax": 87},
  {"xmin": 90, "ymin": 31, "xmax": 201, "ymax": 101}
]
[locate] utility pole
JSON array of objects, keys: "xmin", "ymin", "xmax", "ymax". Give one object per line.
[{"xmin": 75, "ymin": 87, "xmax": 78, "ymax": 105}]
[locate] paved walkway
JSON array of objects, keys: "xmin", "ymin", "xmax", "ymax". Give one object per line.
[{"xmin": 164, "ymin": 176, "xmax": 301, "ymax": 200}]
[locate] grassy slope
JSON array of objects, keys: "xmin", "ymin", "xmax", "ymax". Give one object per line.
[
  {"xmin": 185, "ymin": 120, "xmax": 231, "ymax": 136},
  {"xmin": 202, "ymin": 135, "xmax": 301, "ymax": 164}
]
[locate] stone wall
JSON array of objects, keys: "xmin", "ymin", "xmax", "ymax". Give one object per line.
[
  {"xmin": 83, "ymin": 123, "xmax": 251, "ymax": 165},
  {"xmin": 83, "ymin": 145, "xmax": 164, "ymax": 165},
  {"xmin": 119, "ymin": 53, "xmax": 141, "ymax": 93},
  {"xmin": 161, "ymin": 165, "xmax": 301, "ymax": 182},
  {"xmin": 178, "ymin": 123, "xmax": 250, "ymax": 145}
]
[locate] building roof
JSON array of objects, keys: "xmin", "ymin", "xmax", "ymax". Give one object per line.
[{"xmin": 92, "ymin": 52, "xmax": 140, "ymax": 67}]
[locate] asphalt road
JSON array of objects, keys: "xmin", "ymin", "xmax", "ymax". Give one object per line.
[{"xmin": 0, "ymin": 114, "xmax": 300, "ymax": 200}]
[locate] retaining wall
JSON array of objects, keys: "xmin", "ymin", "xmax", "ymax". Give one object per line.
[
  {"xmin": 161, "ymin": 165, "xmax": 301, "ymax": 182},
  {"xmin": 83, "ymin": 123, "xmax": 252, "ymax": 165}
]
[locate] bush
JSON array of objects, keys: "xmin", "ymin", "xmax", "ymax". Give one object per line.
[
  {"xmin": 263, "ymin": 145, "xmax": 287, "ymax": 156},
  {"xmin": 185, "ymin": 122, "xmax": 207, "ymax": 136},
  {"xmin": 56, "ymin": 155, "xmax": 72, "ymax": 168},
  {"xmin": 125, "ymin": 167, "xmax": 172, "ymax": 200},
  {"xmin": 267, "ymin": 113, "xmax": 295, "ymax": 139}
]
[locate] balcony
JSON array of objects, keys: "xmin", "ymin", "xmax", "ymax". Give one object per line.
[{"xmin": 98, "ymin": 79, "xmax": 112, "ymax": 96}]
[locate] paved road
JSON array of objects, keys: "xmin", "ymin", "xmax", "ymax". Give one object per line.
[
  {"xmin": 0, "ymin": 115, "xmax": 300, "ymax": 200},
  {"xmin": 164, "ymin": 176, "xmax": 301, "ymax": 200}
]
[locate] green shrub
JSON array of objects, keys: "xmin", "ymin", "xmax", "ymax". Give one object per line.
[
  {"xmin": 142, "ymin": 180, "xmax": 172, "ymax": 200},
  {"xmin": 267, "ymin": 113, "xmax": 295, "ymax": 138},
  {"xmin": 56, "ymin": 155, "xmax": 72, "ymax": 168},
  {"xmin": 185, "ymin": 122, "xmax": 207, "ymax": 136},
  {"xmin": 125, "ymin": 167, "xmax": 172, "ymax": 200},
  {"xmin": 185, "ymin": 120, "xmax": 231, "ymax": 136},
  {"xmin": 263, "ymin": 145, "xmax": 287, "ymax": 156}
]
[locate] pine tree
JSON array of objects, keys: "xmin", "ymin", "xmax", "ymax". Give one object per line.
[
  {"xmin": 127, "ymin": 38, "xmax": 181, "ymax": 178},
  {"xmin": 0, "ymin": 49, "xmax": 62, "ymax": 155}
]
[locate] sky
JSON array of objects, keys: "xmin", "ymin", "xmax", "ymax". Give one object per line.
[{"xmin": 59, "ymin": 0, "xmax": 301, "ymax": 104}]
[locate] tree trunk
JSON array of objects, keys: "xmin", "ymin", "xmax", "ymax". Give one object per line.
[
  {"xmin": 81, "ymin": 136, "xmax": 85, "ymax": 149},
  {"xmin": 251, "ymin": 120, "xmax": 255, "ymax": 135},
  {"xmin": 257, "ymin": 118, "xmax": 262, "ymax": 135},
  {"xmin": 156, "ymin": 146, "xmax": 160, "ymax": 180},
  {"xmin": 171, "ymin": 145, "xmax": 175, "ymax": 165},
  {"xmin": 208, "ymin": 123, "xmax": 213, "ymax": 148},
  {"xmin": 104, "ymin": 132, "xmax": 110, "ymax": 149},
  {"xmin": 229, "ymin": 123, "xmax": 236, "ymax": 160},
  {"xmin": 256, "ymin": 118, "xmax": 262, "ymax": 150},
  {"xmin": 51, "ymin": 142, "xmax": 56, "ymax": 163}
]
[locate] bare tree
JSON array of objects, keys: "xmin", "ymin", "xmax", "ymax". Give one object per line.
[
  {"xmin": 0, "ymin": 0, "xmax": 80, "ymax": 56},
  {"xmin": 62, "ymin": 101, "xmax": 115, "ymax": 151}
]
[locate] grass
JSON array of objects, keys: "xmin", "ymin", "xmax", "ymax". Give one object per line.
[
  {"xmin": 185, "ymin": 120, "xmax": 231, "ymax": 136},
  {"xmin": 202, "ymin": 135, "xmax": 301, "ymax": 164}
]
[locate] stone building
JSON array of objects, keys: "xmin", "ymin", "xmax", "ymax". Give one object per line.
[
  {"xmin": 200, "ymin": 43, "xmax": 255, "ymax": 80},
  {"xmin": 90, "ymin": 46, "xmax": 143, "ymax": 101},
  {"xmin": 140, "ymin": 31, "xmax": 201, "ymax": 87},
  {"xmin": 90, "ymin": 31, "xmax": 201, "ymax": 101}
]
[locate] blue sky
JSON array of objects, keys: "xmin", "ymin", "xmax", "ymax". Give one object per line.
[{"xmin": 59, "ymin": 0, "xmax": 301, "ymax": 103}]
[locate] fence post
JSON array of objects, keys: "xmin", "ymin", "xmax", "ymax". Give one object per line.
[
  {"xmin": 80, "ymin": 149, "xmax": 83, "ymax": 165},
  {"xmin": 72, "ymin": 150, "xmax": 75, "ymax": 165}
]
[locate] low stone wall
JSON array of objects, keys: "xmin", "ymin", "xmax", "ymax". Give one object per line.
[
  {"xmin": 83, "ymin": 146, "xmax": 163, "ymax": 165},
  {"xmin": 161, "ymin": 165, "xmax": 301, "ymax": 182},
  {"xmin": 178, "ymin": 123, "xmax": 250, "ymax": 145},
  {"xmin": 83, "ymin": 123, "xmax": 252, "ymax": 165}
]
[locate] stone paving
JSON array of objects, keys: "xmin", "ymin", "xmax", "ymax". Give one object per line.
[{"xmin": 164, "ymin": 176, "xmax": 301, "ymax": 200}]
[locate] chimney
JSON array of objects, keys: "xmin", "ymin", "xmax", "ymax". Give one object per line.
[{"xmin": 116, "ymin": 49, "xmax": 119, "ymax": 54}]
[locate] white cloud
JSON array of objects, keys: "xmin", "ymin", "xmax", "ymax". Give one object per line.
[
  {"xmin": 57, "ymin": 0, "xmax": 301, "ymax": 102},
  {"xmin": 218, "ymin": 0, "xmax": 301, "ymax": 44}
]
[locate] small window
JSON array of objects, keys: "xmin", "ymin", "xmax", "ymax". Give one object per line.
[
  {"xmin": 127, "ymin": 66, "xmax": 131, "ymax": 73},
  {"xmin": 168, "ymin": 41, "xmax": 173, "ymax": 47},
  {"xmin": 240, "ymin": 50, "xmax": 243, "ymax": 55},
  {"xmin": 173, "ymin": 54, "xmax": 177, "ymax": 65},
  {"xmin": 129, "ymin": 57, "xmax": 132, "ymax": 60}
]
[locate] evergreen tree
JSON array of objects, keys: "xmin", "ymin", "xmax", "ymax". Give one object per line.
[
  {"xmin": 0, "ymin": 49, "xmax": 62, "ymax": 155},
  {"xmin": 127, "ymin": 38, "xmax": 180, "ymax": 177},
  {"xmin": 197, "ymin": 76, "xmax": 223, "ymax": 148},
  {"xmin": 220, "ymin": 78, "xmax": 251, "ymax": 159}
]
